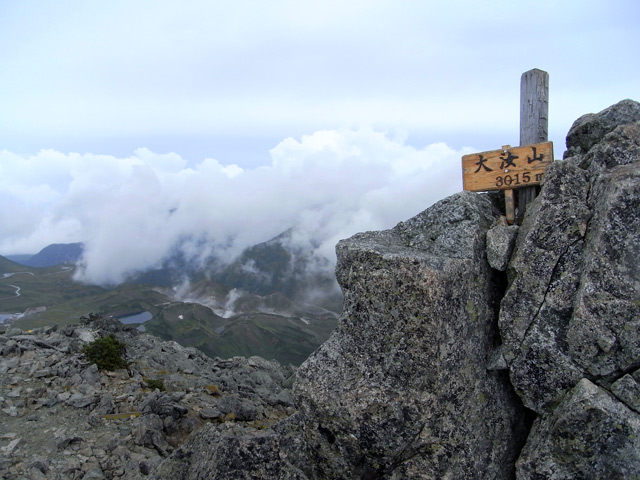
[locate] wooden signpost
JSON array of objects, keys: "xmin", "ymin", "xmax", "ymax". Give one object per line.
[
  {"xmin": 461, "ymin": 69, "xmax": 552, "ymax": 224},
  {"xmin": 462, "ymin": 142, "xmax": 553, "ymax": 192}
]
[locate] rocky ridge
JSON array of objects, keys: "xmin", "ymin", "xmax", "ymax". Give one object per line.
[{"xmin": 0, "ymin": 316, "xmax": 295, "ymax": 479}]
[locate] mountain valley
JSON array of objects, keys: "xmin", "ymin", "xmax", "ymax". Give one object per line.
[{"xmin": 0, "ymin": 234, "xmax": 340, "ymax": 366}]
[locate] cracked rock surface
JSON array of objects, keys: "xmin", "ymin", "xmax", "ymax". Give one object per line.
[
  {"xmin": 499, "ymin": 99, "xmax": 640, "ymax": 477},
  {"xmin": 293, "ymin": 192, "xmax": 527, "ymax": 479},
  {"xmin": 499, "ymin": 100, "xmax": 640, "ymax": 414}
]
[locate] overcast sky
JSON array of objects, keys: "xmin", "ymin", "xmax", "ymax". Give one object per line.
[{"xmin": 0, "ymin": 0, "xmax": 638, "ymax": 285}]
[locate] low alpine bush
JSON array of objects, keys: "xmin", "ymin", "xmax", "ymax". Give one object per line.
[{"xmin": 82, "ymin": 334, "xmax": 128, "ymax": 371}]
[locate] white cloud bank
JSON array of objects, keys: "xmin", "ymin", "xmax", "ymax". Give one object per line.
[{"xmin": 0, "ymin": 129, "xmax": 472, "ymax": 285}]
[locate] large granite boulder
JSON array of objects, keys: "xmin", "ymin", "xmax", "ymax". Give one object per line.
[{"xmin": 294, "ymin": 192, "xmax": 527, "ymax": 479}]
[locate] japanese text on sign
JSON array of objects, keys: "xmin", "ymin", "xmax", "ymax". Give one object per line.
[{"xmin": 461, "ymin": 141, "xmax": 553, "ymax": 192}]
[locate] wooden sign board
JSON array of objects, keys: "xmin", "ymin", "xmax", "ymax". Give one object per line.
[{"xmin": 462, "ymin": 141, "xmax": 553, "ymax": 192}]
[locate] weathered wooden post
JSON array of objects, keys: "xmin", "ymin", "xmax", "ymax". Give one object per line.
[
  {"xmin": 518, "ymin": 68, "xmax": 549, "ymax": 220},
  {"xmin": 461, "ymin": 69, "xmax": 553, "ymax": 224}
]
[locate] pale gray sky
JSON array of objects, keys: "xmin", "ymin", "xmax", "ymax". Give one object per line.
[
  {"xmin": 2, "ymin": 0, "xmax": 637, "ymax": 163},
  {"xmin": 0, "ymin": 0, "xmax": 638, "ymax": 283}
]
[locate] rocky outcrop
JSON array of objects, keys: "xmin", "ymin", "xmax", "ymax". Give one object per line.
[
  {"xmin": 499, "ymin": 99, "xmax": 640, "ymax": 478},
  {"xmin": 294, "ymin": 192, "xmax": 527, "ymax": 479},
  {"xmin": 516, "ymin": 378, "xmax": 640, "ymax": 479},
  {"xmin": 290, "ymin": 101, "xmax": 638, "ymax": 478},
  {"xmin": 0, "ymin": 317, "xmax": 295, "ymax": 479},
  {"xmin": 500, "ymin": 100, "xmax": 640, "ymax": 411}
]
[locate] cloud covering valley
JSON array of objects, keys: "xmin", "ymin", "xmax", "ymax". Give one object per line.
[{"xmin": 0, "ymin": 129, "xmax": 470, "ymax": 285}]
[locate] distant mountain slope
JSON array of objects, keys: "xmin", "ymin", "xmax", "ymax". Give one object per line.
[
  {"xmin": 0, "ymin": 255, "xmax": 32, "ymax": 274},
  {"xmin": 6, "ymin": 242, "xmax": 84, "ymax": 267},
  {"xmin": 2, "ymin": 232, "xmax": 341, "ymax": 364},
  {"xmin": 213, "ymin": 230, "xmax": 342, "ymax": 312},
  {"xmin": 145, "ymin": 294, "xmax": 338, "ymax": 366},
  {"xmin": 3, "ymin": 254, "xmax": 32, "ymax": 265}
]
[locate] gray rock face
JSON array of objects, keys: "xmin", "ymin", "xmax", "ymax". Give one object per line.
[
  {"xmin": 294, "ymin": 192, "xmax": 527, "ymax": 479},
  {"xmin": 486, "ymin": 218, "xmax": 519, "ymax": 271},
  {"xmin": 564, "ymin": 98, "xmax": 640, "ymax": 157},
  {"xmin": 497, "ymin": 99, "xmax": 640, "ymax": 477},
  {"xmin": 612, "ymin": 372, "xmax": 640, "ymax": 412},
  {"xmin": 151, "ymin": 423, "xmax": 307, "ymax": 480},
  {"xmin": 499, "ymin": 99, "xmax": 640, "ymax": 414},
  {"xmin": 517, "ymin": 379, "xmax": 640, "ymax": 479}
]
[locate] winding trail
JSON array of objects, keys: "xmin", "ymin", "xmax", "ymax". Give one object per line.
[
  {"xmin": 0, "ymin": 285, "xmax": 21, "ymax": 300},
  {"xmin": 0, "ymin": 272, "xmax": 33, "ymax": 299}
]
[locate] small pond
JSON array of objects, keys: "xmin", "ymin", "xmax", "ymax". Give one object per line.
[
  {"xmin": 117, "ymin": 311, "xmax": 153, "ymax": 325},
  {"xmin": 0, "ymin": 313, "xmax": 16, "ymax": 324}
]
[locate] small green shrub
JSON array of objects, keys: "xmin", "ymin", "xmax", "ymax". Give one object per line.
[
  {"xmin": 144, "ymin": 378, "xmax": 165, "ymax": 391},
  {"xmin": 82, "ymin": 335, "xmax": 128, "ymax": 371}
]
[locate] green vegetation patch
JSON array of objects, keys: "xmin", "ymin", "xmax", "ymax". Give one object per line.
[
  {"xmin": 82, "ymin": 334, "xmax": 128, "ymax": 371},
  {"xmin": 143, "ymin": 378, "xmax": 166, "ymax": 391}
]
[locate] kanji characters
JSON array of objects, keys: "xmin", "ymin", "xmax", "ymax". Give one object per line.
[
  {"xmin": 499, "ymin": 150, "xmax": 518, "ymax": 169},
  {"xmin": 527, "ymin": 146, "xmax": 544, "ymax": 163},
  {"xmin": 474, "ymin": 155, "xmax": 493, "ymax": 173}
]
